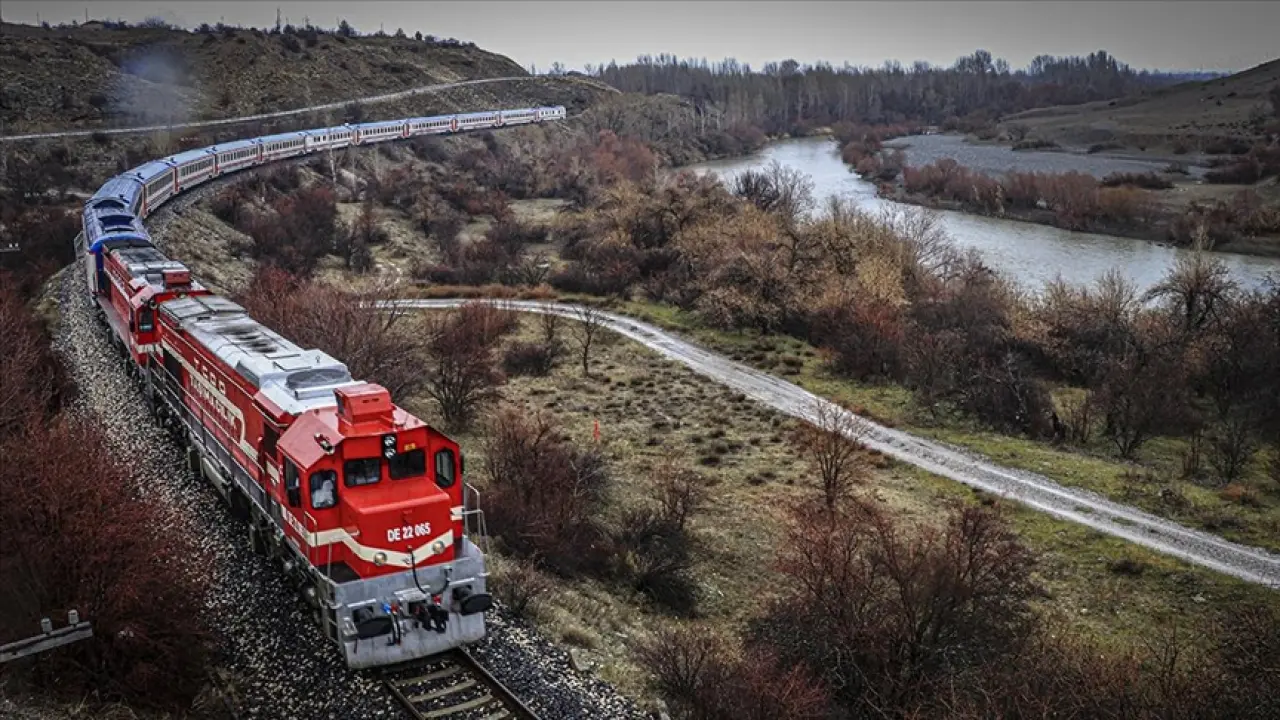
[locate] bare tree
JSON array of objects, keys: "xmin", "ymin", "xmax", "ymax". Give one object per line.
[
  {"xmin": 420, "ymin": 303, "xmax": 516, "ymax": 429},
  {"xmin": 570, "ymin": 305, "xmax": 606, "ymax": 377},
  {"xmin": 1207, "ymin": 416, "xmax": 1257, "ymax": 486},
  {"xmin": 539, "ymin": 310, "xmax": 563, "ymax": 348},
  {"xmin": 236, "ymin": 267, "xmax": 425, "ymax": 398},
  {"xmin": 797, "ymin": 400, "xmax": 870, "ymax": 511},
  {"xmin": 1145, "ymin": 250, "xmax": 1236, "ymax": 337}
]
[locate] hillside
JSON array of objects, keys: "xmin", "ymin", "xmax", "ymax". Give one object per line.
[
  {"xmin": 1002, "ymin": 58, "xmax": 1280, "ymax": 151},
  {"xmin": 0, "ymin": 21, "xmax": 532, "ymax": 133}
]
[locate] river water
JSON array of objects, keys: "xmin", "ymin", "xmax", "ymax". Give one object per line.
[{"xmin": 685, "ymin": 137, "xmax": 1280, "ymax": 293}]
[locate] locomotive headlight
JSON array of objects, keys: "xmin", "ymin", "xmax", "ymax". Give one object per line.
[
  {"xmin": 373, "ymin": 551, "xmax": 387, "ymax": 567},
  {"xmin": 431, "ymin": 540, "xmax": 446, "ymax": 556}
]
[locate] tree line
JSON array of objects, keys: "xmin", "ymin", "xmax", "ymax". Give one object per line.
[{"xmin": 588, "ymin": 50, "xmax": 1190, "ymax": 132}]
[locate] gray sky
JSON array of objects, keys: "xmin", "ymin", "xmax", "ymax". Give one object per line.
[{"xmin": 4, "ymin": 1, "xmax": 1277, "ymax": 74}]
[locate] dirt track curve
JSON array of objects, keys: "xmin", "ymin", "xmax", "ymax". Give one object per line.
[
  {"xmin": 0, "ymin": 75, "xmax": 616, "ymax": 142},
  {"xmin": 392, "ymin": 299, "xmax": 1280, "ymax": 589}
]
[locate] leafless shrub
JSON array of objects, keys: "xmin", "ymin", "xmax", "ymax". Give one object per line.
[
  {"xmin": 1057, "ymin": 391, "xmax": 1096, "ymax": 445},
  {"xmin": 635, "ymin": 623, "xmax": 831, "ymax": 720},
  {"xmin": 501, "ymin": 341, "xmax": 558, "ymax": 376},
  {"xmin": 491, "ymin": 557, "xmax": 553, "ymax": 618},
  {"xmin": 795, "ymin": 400, "xmax": 870, "ymax": 510},
  {"xmin": 483, "ymin": 407, "xmax": 610, "ymax": 575},
  {"xmin": 1207, "ymin": 417, "xmax": 1257, "ymax": 486},
  {"xmin": 420, "ymin": 303, "xmax": 517, "ymax": 429},
  {"xmin": 570, "ymin": 305, "xmax": 607, "ymax": 377}
]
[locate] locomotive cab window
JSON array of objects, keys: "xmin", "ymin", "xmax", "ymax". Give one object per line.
[
  {"xmin": 310, "ymin": 470, "xmax": 338, "ymax": 509},
  {"xmin": 389, "ymin": 449, "xmax": 426, "ymax": 480},
  {"xmin": 285, "ymin": 460, "xmax": 301, "ymax": 507},
  {"xmin": 138, "ymin": 307, "xmax": 154, "ymax": 332},
  {"xmin": 434, "ymin": 449, "xmax": 456, "ymax": 489},
  {"xmin": 344, "ymin": 458, "xmax": 381, "ymax": 487}
]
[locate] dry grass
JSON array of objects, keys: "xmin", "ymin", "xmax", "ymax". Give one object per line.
[
  {"xmin": 1001, "ymin": 59, "xmax": 1279, "ymax": 154},
  {"xmin": 404, "ymin": 313, "xmax": 1280, "ymax": 711}
]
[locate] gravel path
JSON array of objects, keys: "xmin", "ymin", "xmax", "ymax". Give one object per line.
[
  {"xmin": 52, "ymin": 268, "xmax": 647, "ymax": 719},
  {"xmin": 395, "ymin": 299, "xmax": 1280, "ymax": 589}
]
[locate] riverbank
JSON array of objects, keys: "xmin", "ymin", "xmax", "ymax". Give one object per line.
[
  {"xmin": 869, "ymin": 133, "xmax": 1280, "ymax": 258},
  {"xmin": 686, "ymin": 137, "xmax": 1280, "ymax": 291},
  {"xmin": 879, "ymin": 182, "xmax": 1280, "ymax": 258}
]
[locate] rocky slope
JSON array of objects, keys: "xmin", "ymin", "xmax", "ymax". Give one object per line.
[{"xmin": 0, "ymin": 20, "xmax": 531, "ymax": 133}]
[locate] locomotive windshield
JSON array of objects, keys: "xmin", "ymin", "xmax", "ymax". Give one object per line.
[
  {"xmin": 344, "ymin": 458, "xmax": 381, "ymax": 487},
  {"xmin": 389, "ymin": 449, "xmax": 426, "ymax": 480}
]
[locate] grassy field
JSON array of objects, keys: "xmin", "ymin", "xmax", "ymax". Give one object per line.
[
  {"xmin": 612, "ymin": 299, "xmax": 1280, "ymax": 553},
  {"xmin": 403, "ymin": 312, "xmax": 1280, "ymax": 710}
]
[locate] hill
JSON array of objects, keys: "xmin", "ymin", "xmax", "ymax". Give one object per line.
[
  {"xmin": 1002, "ymin": 58, "xmax": 1280, "ymax": 152},
  {"xmin": 0, "ymin": 21, "xmax": 534, "ymax": 134}
]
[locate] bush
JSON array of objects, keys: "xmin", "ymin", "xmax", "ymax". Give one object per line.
[
  {"xmin": 1206, "ymin": 159, "xmax": 1262, "ymax": 184},
  {"xmin": 490, "ymin": 557, "xmax": 553, "ymax": 618},
  {"xmin": 609, "ymin": 504, "xmax": 698, "ymax": 613},
  {"xmin": 1012, "ymin": 138, "xmax": 1059, "ymax": 150},
  {"xmin": 501, "ymin": 341, "xmax": 559, "ymax": 376},
  {"xmin": 485, "ymin": 218, "xmax": 549, "ymax": 252},
  {"xmin": 482, "ymin": 407, "xmax": 611, "ymax": 576},
  {"xmin": 760, "ymin": 499, "xmax": 1037, "ymax": 714},
  {"xmin": 635, "ymin": 624, "xmax": 831, "ymax": 720},
  {"xmin": 1100, "ymin": 171, "xmax": 1173, "ymax": 190}
]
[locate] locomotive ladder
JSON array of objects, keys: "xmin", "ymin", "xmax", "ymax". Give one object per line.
[{"xmin": 383, "ymin": 649, "xmax": 540, "ymax": 720}]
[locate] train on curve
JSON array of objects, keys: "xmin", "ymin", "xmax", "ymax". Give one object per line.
[{"xmin": 74, "ymin": 105, "xmax": 568, "ymax": 668}]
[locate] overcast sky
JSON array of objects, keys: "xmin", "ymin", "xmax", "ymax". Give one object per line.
[{"xmin": 4, "ymin": 1, "xmax": 1277, "ymax": 74}]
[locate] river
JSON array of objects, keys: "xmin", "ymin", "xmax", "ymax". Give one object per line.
[{"xmin": 685, "ymin": 137, "xmax": 1280, "ymax": 293}]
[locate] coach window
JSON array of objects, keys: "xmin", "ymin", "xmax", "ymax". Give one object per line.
[
  {"xmin": 389, "ymin": 449, "xmax": 426, "ymax": 480},
  {"xmin": 285, "ymin": 460, "xmax": 301, "ymax": 507},
  {"xmin": 434, "ymin": 449, "xmax": 456, "ymax": 489},
  {"xmin": 344, "ymin": 458, "xmax": 381, "ymax": 487},
  {"xmin": 310, "ymin": 469, "xmax": 338, "ymax": 509}
]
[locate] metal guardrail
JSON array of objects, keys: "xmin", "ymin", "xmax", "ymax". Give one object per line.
[{"xmin": 0, "ymin": 611, "xmax": 94, "ymax": 663}]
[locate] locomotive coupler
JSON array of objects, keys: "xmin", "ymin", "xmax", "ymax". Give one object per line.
[{"xmin": 427, "ymin": 597, "xmax": 448, "ymax": 633}]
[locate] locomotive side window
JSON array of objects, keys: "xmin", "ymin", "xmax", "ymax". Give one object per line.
[
  {"xmin": 285, "ymin": 460, "xmax": 301, "ymax": 507},
  {"xmin": 344, "ymin": 458, "xmax": 381, "ymax": 487},
  {"xmin": 389, "ymin": 449, "xmax": 426, "ymax": 480},
  {"xmin": 434, "ymin": 449, "xmax": 456, "ymax": 489},
  {"xmin": 310, "ymin": 470, "xmax": 338, "ymax": 509}
]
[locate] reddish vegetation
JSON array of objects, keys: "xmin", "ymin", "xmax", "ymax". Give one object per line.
[
  {"xmin": 237, "ymin": 266, "xmax": 428, "ymax": 399},
  {"xmin": 0, "ymin": 283, "xmax": 209, "ymax": 707},
  {"xmin": 483, "ymin": 405, "xmax": 703, "ymax": 613},
  {"xmin": 902, "ymin": 161, "xmax": 1158, "ymax": 231},
  {"xmin": 635, "ymin": 624, "xmax": 831, "ymax": 720},
  {"xmin": 0, "ymin": 206, "xmax": 81, "ymax": 299},
  {"xmin": 637, "ymin": 493, "xmax": 1280, "ymax": 718}
]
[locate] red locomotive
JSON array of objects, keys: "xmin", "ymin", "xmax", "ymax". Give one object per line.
[{"xmin": 145, "ymin": 294, "xmax": 489, "ymax": 666}]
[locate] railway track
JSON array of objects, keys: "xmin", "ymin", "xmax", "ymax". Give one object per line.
[{"xmin": 383, "ymin": 649, "xmax": 540, "ymax": 720}]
